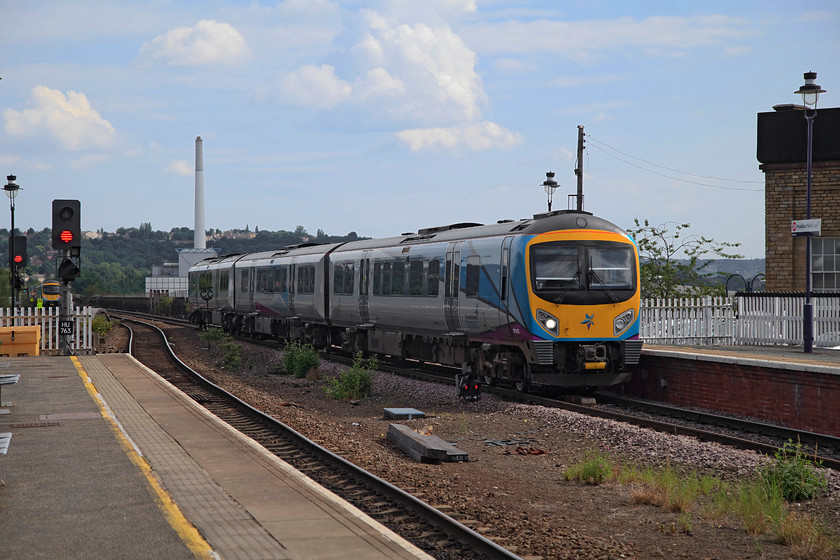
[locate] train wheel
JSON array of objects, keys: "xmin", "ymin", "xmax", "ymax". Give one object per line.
[
  {"xmin": 513, "ymin": 362, "xmax": 530, "ymax": 393},
  {"xmin": 483, "ymin": 374, "xmax": 497, "ymax": 387}
]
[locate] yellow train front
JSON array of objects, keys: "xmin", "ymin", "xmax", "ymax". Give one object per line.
[
  {"xmin": 478, "ymin": 210, "xmax": 642, "ymax": 390},
  {"xmin": 40, "ymin": 281, "xmax": 61, "ymax": 308}
]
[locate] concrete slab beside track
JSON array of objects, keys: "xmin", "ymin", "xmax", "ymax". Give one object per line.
[{"xmin": 0, "ymin": 354, "xmax": 433, "ymax": 560}]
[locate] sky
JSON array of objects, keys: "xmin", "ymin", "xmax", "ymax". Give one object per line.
[{"xmin": 1, "ymin": 1, "xmax": 838, "ymax": 259}]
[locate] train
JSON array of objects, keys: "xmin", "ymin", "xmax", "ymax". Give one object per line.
[
  {"xmin": 187, "ymin": 208, "xmax": 642, "ymax": 392},
  {"xmin": 40, "ymin": 280, "xmax": 61, "ymax": 307}
]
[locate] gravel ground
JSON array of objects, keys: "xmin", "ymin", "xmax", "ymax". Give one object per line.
[{"xmin": 111, "ymin": 323, "xmax": 840, "ymax": 559}]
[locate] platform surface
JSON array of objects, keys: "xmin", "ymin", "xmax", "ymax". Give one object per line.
[{"xmin": 0, "ymin": 354, "xmax": 432, "ymax": 560}]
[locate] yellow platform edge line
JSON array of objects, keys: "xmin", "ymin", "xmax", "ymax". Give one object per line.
[{"xmin": 71, "ymin": 356, "xmax": 215, "ymax": 560}]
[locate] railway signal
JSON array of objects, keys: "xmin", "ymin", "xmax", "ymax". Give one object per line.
[
  {"xmin": 51, "ymin": 199, "xmax": 81, "ymax": 253},
  {"xmin": 457, "ymin": 374, "xmax": 481, "ymax": 401},
  {"xmin": 9, "ymin": 235, "xmax": 26, "ymax": 268}
]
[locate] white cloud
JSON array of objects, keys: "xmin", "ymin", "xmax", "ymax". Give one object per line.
[
  {"xmin": 396, "ymin": 121, "xmax": 521, "ymax": 152},
  {"xmin": 281, "ymin": 64, "xmax": 354, "ymax": 109},
  {"xmin": 139, "ymin": 20, "xmax": 251, "ymax": 66},
  {"xmin": 167, "ymin": 160, "xmax": 194, "ymax": 176},
  {"xmin": 3, "ymin": 86, "xmax": 116, "ymax": 151},
  {"xmin": 282, "ymin": 14, "xmax": 486, "ymax": 124}
]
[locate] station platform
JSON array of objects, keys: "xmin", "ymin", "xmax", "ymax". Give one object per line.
[{"xmin": 0, "ymin": 354, "xmax": 433, "ymax": 560}]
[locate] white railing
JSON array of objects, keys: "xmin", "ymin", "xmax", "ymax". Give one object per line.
[
  {"xmin": 0, "ymin": 306, "xmax": 95, "ymax": 354},
  {"xmin": 640, "ymin": 296, "xmax": 735, "ymax": 345},
  {"xmin": 641, "ymin": 295, "xmax": 840, "ymax": 347}
]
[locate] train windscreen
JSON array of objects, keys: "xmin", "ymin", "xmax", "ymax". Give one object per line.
[{"xmin": 531, "ymin": 241, "xmax": 636, "ymax": 304}]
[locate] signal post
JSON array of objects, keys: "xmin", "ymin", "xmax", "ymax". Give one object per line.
[{"xmin": 52, "ymin": 200, "xmax": 81, "ymax": 355}]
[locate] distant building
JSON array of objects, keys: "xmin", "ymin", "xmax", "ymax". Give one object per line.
[
  {"xmin": 758, "ymin": 106, "xmax": 840, "ymax": 291},
  {"xmin": 145, "ymin": 249, "xmax": 218, "ymax": 297}
]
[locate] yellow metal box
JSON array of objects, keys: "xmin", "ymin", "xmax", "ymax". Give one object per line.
[{"xmin": 0, "ymin": 326, "xmax": 41, "ymax": 356}]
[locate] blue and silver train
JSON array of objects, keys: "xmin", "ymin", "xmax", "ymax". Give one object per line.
[{"xmin": 188, "ymin": 209, "xmax": 642, "ymax": 390}]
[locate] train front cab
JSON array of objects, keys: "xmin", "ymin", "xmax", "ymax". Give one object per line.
[{"xmin": 516, "ymin": 228, "xmax": 642, "ymax": 388}]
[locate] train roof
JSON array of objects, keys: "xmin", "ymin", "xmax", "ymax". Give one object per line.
[
  {"xmin": 188, "ymin": 210, "xmax": 631, "ymax": 270},
  {"xmin": 331, "ymin": 210, "xmax": 628, "ymax": 253}
]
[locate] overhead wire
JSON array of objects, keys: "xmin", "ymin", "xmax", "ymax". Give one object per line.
[{"xmin": 585, "ymin": 134, "xmax": 764, "ymax": 192}]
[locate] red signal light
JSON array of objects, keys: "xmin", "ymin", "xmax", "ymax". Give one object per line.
[
  {"xmin": 59, "ymin": 230, "xmax": 74, "ymax": 243},
  {"xmin": 13, "ymin": 255, "xmax": 22, "ymax": 264}
]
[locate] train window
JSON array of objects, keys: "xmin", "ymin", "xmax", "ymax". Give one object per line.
[
  {"xmin": 274, "ymin": 267, "xmax": 286, "ymax": 293},
  {"xmin": 333, "ymin": 264, "xmax": 344, "ymax": 294},
  {"xmin": 409, "ymin": 260, "xmax": 423, "ymax": 295},
  {"xmin": 382, "ymin": 263, "xmax": 391, "ymax": 295},
  {"xmin": 298, "ymin": 267, "xmax": 314, "ymax": 294},
  {"xmin": 373, "ymin": 263, "xmax": 382, "ymax": 294},
  {"xmin": 428, "ymin": 259, "xmax": 440, "ymax": 296},
  {"xmin": 199, "ymin": 272, "xmax": 212, "ymax": 290},
  {"xmin": 345, "ymin": 263, "xmax": 355, "ymax": 294},
  {"xmin": 392, "ymin": 262, "xmax": 405, "ymax": 295},
  {"xmin": 465, "ymin": 256, "xmax": 480, "ymax": 297},
  {"xmin": 533, "ymin": 245, "xmax": 580, "ymax": 289},
  {"xmin": 333, "ymin": 263, "xmax": 354, "ymax": 295},
  {"xmin": 588, "ymin": 247, "xmax": 634, "ymax": 290},
  {"xmin": 240, "ymin": 270, "xmax": 249, "ymax": 292},
  {"xmin": 278, "ymin": 267, "xmax": 287, "ymax": 293},
  {"xmin": 220, "ymin": 271, "xmax": 229, "ymax": 292}
]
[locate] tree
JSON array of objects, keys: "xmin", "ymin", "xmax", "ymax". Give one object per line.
[{"xmin": 627, "ymin": 219, "xmax": 743, "ymax": 299}]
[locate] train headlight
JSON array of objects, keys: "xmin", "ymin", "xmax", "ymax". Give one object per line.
[
  {"xmin": 613, "ymin": 309, "xmax": 634, "ymax": 336},
  {"xmin": 537, "ymin": 310, "xmax": 559, "ymax": 336}
]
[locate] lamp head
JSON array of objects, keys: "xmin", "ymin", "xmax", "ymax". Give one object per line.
[
  {"xmin": 4, "ymin": 175, "xmax": 20, "ymax": 201},
  {"xmin": 542, "ymin": 171, "xmax": 558, "ymax": 195},
  {"xmin": 795, "ymin": 71, "xmax": 826, "ymax": 107}
]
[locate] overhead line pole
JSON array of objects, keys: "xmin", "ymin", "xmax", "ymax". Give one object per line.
[{"xmin": 575, "ymin": 125, "xmax": 585, "ymax": 211}]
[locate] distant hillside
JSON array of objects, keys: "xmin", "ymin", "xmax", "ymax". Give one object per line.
[{"xmin": 1, "ymin": 225, "xmax": 363, "ymax": 297}]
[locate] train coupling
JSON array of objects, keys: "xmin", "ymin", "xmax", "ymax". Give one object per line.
[{"xmin": 579, "ymin": 344, "xmax": 608, "ymax": 371}]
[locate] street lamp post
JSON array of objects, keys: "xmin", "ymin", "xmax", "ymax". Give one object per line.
[
  {"xmin": 3, "ymin": 175, "xmax": 21, "ymax": 319},
  {"xmin": 542, "ymin": 171, "xmax": 558, "ymax": 212},
  {"xmin": 794, "ymin": 71, "xmax": 826, "ymax": 353}
]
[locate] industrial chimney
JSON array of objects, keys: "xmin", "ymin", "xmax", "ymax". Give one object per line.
[{"xmin": 194, "ymin": 136, "xmax": 206, "ymax": 249}]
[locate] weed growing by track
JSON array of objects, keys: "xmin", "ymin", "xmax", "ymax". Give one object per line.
[
  {"xmin": 282, "ymin": 341, "xmax": 320, "ymax": 378},
  {"xmin": 563, "ymin": 447, "xmax": 837, "ymax": 558},
  {"xmin": 324, "ymin": 352, "xmax": 377, "ymax": 401},
  {"xmin": 198, "ymin": 327, "xmax": 243, "ymax": 369}
]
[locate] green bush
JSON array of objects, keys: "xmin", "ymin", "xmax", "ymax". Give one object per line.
[
  {"xmin": 324, "ymin": 352, "xmax": 377, "ymax": 400},
  {"xmin": 283, "ymin": 341, "xmax": 319, "ymax": 378},
  {"xmin": 219, "ymin": 340, "xmax": 242, "ymax": 369},
  {"xmin": 758, "ymin": 440, "xmax": 827, "ymax": 502},
  {"xmin": 198, "ymin": 327, "xmax": 228, "ymax": 346},
  {"xmin": 92, "ymin": 314, "xmax": 118, "ymax": 336},
  {"xmin": 198, "ymin": 328, "xmax": 242, "ymax": 369}
]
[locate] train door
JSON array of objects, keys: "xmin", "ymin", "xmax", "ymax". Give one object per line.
[
  {"xmin": 288, "ymin": 263, "xmax": 296, "ymax": 316},
  {"xmin": 444, "ymin": 242, "xmax": 463, "ymax": 332},
  {"xmin": 359, "ymin": 252, "xmax": 371, "ymax": 323},
  {"xmin": 498, "ymin": 237, "xmax": 514, "ymax": 326}
]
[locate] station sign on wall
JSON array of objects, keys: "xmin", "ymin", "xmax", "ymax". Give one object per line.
[{"xmin": 791, "ymin": 219, "xmax": 821, "ymax": 237}]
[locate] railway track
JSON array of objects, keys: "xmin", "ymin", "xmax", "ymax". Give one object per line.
[{"xmin": 121, "ymin": 315, "xmax": 521, "ymax": 560}]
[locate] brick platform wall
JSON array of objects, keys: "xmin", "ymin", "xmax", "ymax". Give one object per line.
[
  {"xmin": 762, "ymin": 161, "xmax": 840, "ymax": 291},
  {"xmin": 624, "ymin": 351, "xmax": 840, "ymax": 437}
]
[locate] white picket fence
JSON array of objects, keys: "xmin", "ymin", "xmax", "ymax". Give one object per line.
[
  {"xmin": 641, "ymin": 295, "xmax": 840, "ymax": 347},
  {"xmin": 0, "ymin": 306, "xmax": 95, "ymax": 354}
]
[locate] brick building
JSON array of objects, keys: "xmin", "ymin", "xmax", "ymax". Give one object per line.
[{"xmin": 758, "ymin": 106, "xmax": 840, "ymax": 291}]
